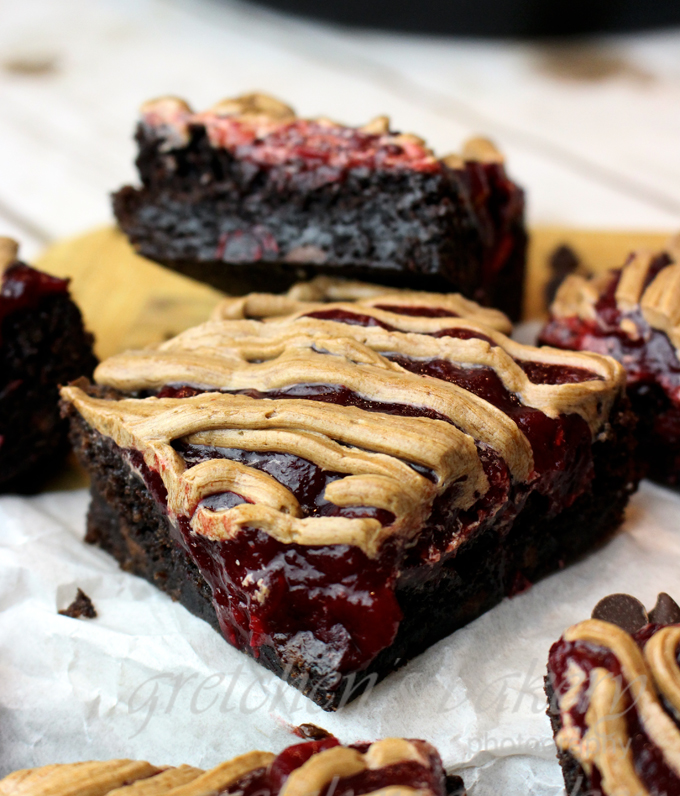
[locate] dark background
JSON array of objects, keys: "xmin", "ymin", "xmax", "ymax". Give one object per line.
[{"xmin": 246, "ymin": 0, "xmax": 680, "ymax": 37}]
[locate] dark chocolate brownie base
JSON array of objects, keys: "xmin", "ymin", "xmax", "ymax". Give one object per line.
[
  {"xmin": 67, "ymin": 399, "xmax": 637, "ymax": 710},
  {"xmin": 544, "ymin": 677, "xmax": 589, "ymax": 796},
  {"xmin": 0, "ymin": 295, "xmax": 96, "ymax": 492},
  {"xmin": 113, "ymin": 127, "xmax": 525, "ymax": 320}
]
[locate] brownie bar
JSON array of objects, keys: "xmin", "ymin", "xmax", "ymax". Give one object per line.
[
  {"xmin": 62, "ymin": 289, "xmax": 638, "ymax": 710},
  {"xmin": 113, "ymin": 94, "xmax": 526, "ymax": 319},
  {"xmin": 0, "ymin": 239, "xmax": 97, "ymax": 492},
  {"xmin": 539, "ymin": 242, "xmax": 680, "ymax": 488},
  {"xmin": 0, "ymin": 736, "xmax": 466, "ymax": 796},
  {"xmin": 545, "ymin": 593, "xmax": 680, "ymax": 796}
]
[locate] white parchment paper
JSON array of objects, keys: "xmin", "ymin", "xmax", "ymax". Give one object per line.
[{"xmin": 2, "ymin": 481, "xmax": 680, "ymax": 795}]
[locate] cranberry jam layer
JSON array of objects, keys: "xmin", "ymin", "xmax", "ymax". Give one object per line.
[
  {"xmin": 62, "ymin": 288, "xmax": 636, "ymax": 710},
  {"xmin": 546, "ymin": 592, "xmax": 680, "ymax": 796},
  {"xmin": 540, "ymin": 244, "xmax": 680, "ymax": 487},
  {"xmin": 0, "ymin": 736, "xmax": 466, "ymax": 796},
  {"xmin": 112, "ymin": 92, "xmax": 527, "ymax": 320},
  {"xmin": 0, "ymin": 238, "xmax": 97, "ymax": 492}
]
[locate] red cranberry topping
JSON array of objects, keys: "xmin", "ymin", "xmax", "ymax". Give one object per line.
[
  {"xmin": 0, "ymin": 262, "xmax": 69, "ymax": 345},
  {"xmin": 304, "ymin": 308, "xmax": 397, "ymax": 331},
  {"xmin": 373, "ymin": 304, "xmax": 460, "ymax": 319},
  {"xmin": 219, "ymin": 737, "xmax": 445, "ymax": 796},
  {"xmin": 191, "ymin": 117, "xmax": 441, "ymax": 175},
  {"xmin": 517, "ymin": 359, "xmax": 601, "ymax": 385},
  {"xmin": 137, "ymin": 344, "xmax": 595, "ymax": 679}
]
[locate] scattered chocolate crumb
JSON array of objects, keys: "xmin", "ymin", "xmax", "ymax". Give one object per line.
[
  {"xmin": 544, "ymin": 244, "xmax": 592, "ymax": 308},
  {"xmin": 649, "ymin": 592, "xmax": 680, "ymax": 625},
  {"xmin": 59, "ymin": 588, "xmax": 97, "ymax": 619},
  {"xmin": 296, "ymin": 723, "xmax": 332, "ymax": 741},
  {"xmin": 445, "ymin": 774, "xmax": 467, "ymax": 796},
  {"xmin": 591, "ymin": 593, "xmax": 648, "ymax": 633}
]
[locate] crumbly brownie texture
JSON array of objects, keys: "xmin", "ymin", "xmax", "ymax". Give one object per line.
[
  {"xmin": 0, "ymin": 238, "xmax": 97, "ymax": 492},
  {"xmin": 545, "ymin": 592, "xmax": 680, "ymax": 796},
  {"xmin": 0, "ymin": 737, "xmax": 466, "ymax": 796},
  {"xmin": 62, "ymin": 292, "xmax": 637, "ymax": 709},
  {"xmin": 540, "ymin": 239, "xmax": 680, "ymax": 487},
  {"xmin": 112, "ymin": 93, "xmax": 527, "ymax": 320}
]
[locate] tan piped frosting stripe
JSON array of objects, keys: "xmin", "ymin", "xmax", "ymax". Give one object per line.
[
  {"xmin": 0, "ymin": 740, "xmax": 437, "ymax": 796},
  {"xmin": 554, "ymin": 619, "xmax": 680, "ymax": 794},
  {"xmin": 550, "ymin": 237, "xmax": 680, "ymax": 355},
  {"xmin": 62, "ymin": 288, "xmax": 623, "ymax": 557},
  {"xmin": 140, "ymin": 92, "xmax": 503, "ymax": 169},
  {"xmin": 213, "ymin": 278, "xmax": 512, "ymax": 334}
]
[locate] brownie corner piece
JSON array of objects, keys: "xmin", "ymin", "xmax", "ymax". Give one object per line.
[
  {"xmin": 539, "ymin": 243, "xmax": 680, "ymax": 488},
  {"xmin": 0, "ymin": 736, "xmax": 463, "ymax": 796},
  {"xmin": 546, "ymin": 592, "xmax": 680, "ymax": 796},
  {"xmin": 63, "ymin": 285, "xmax": 638, "ymax": 710},
  {"xmin": 112, "ymin": 93, "xmax": 526, "ymax": 320},
  {"xmin": 0, "ymin": 238, "xmax": 97, "ymax": 492}
]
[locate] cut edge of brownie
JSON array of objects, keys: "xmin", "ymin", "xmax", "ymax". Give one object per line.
[
  {"xmin": 64, "ymin": 392, "xmax": 638, "ymax": 711},
  {"xmin": 0, "ymin": 285, "xmax": 97, "ymax": 493}
]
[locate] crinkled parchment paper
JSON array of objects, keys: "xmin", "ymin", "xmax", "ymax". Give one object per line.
[{"xmin": 1, "ymin": 481, "xmax": 680, "ymax": 795}]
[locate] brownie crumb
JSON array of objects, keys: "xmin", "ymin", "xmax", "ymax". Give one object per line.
[
  {"xmin": 296, "ymin": 723, "xmax": 333, "ymax": 741},
  {"xmin": 445, "ymin": 774, "xmax": 467, "ymax": 796},
  {"xmin": 59, "ymin": 588, "xmax": 97, "ymax": 619}
]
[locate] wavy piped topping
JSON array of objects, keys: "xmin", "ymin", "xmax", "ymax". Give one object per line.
[
  {"xmin": 0, "ymin": 737, "xmax": 455, "ymax": 796},
  {"xmin": 139, "ymin": 93, "xmax": 503, "ymax": 174},
  {"xmin": 61, "ymin": 286, "xmax": 623, "ymax": 557},
  {"xmin": 548, "ymin": 237, "xmax": 680, "ymax": 357},
  {"xmin": 548, "ymin": 592, "xmax": 680, "ymax": 796}
]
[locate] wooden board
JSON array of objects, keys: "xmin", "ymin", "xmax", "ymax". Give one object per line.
[{"xmin": 36, "ymin": 225, "xmax": 673, "ymax": 360}]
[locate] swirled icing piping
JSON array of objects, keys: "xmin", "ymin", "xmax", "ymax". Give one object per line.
[
  {"xmin": 62, "ymin": 288, "xmax": 624, "ymax": 557},
  {"xmin": 549, "ymin": 238, "xmax": 680, "ymax": 356},
  {"xmin": 0, "ymin": 738, "xmax": 452, "ymax": 796},
  {"xmin": 548, "ymin": 594, "xmax": 680, "ymax": 796}
]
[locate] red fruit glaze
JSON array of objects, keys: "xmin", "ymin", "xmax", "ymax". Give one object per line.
[{"xmin": 0, "ymin": 263, "xmax": 69, "ymax": 345}]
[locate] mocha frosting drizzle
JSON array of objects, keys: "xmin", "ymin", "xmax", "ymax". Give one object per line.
[
  {"xmin": 0, "ymin": 739, "xmax": 439, "ymax": 796},
  {"xmin": 62, "ymin": 286, "xmax": 623, "ymax": 557}
]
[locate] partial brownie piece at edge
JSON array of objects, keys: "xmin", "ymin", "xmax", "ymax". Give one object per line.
[
  {"xmin": 62, "ymin": 287, "xmax": 639, "ymax": 710},
  {"xmin": 539, "ymin": 238, "xmax": 680, "ymax": 488},
  {"xmin": 545, "ymin": 592, "xmax": 680, "ymax": 796},
  {"xmin": 0, "ymin": 237, "xmax": 97, "ymax": 492},
  {"xmin": 0, "ymin": 736, "xmax": 467, "ymax": 796},
  {"xmin": 113, "ymin": 93, "xmax": 527, "ymax": 320}
]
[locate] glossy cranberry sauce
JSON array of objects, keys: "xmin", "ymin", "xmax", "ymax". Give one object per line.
[
  {"xmin": 219, "ymin": 737, "xmax": 446, "ymax": 796},
  {"xmin": 548, "ymin": 623, "xmax": 680, "ymax": 796},
  {"xmin": 0, "ymin": 262, "xmax": 69, "ymax": 345},
  {"xmin": 190, "ymin": 117, "xmax": 441, "ymax": 175},
  {"xmin": 540, "ymin": 256, "xmax": 680, "ymax": 400},
  {"xmin": 136, "ymin": 314, "xmax": 599, "ymax": 679}
]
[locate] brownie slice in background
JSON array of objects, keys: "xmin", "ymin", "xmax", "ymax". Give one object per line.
[
  {"xmin": 113, "ymin": 93, "xmax": 527, "ymax": 320},
  {"xmin": 0, "ymin": 237, "xmax": 97, "ymax": 492}
]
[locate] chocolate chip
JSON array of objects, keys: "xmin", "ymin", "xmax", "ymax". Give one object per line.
[
  {"xmin": 59, "ymin": 588, "xmax": 97, "ymax": 619},
  {"xmin": 296, "ymin": 723, "xmax": 332, "ymax": 741},
  {"xmin": 649, "ymin": 593, "xmax": 680, "ymax": 626},
  {"xmin": 591, "ymin": 593, "xmax": 648, "ymax": 633}
]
